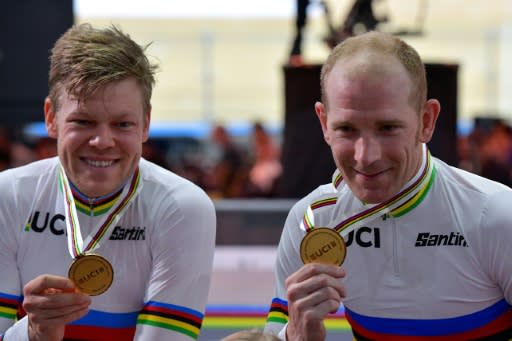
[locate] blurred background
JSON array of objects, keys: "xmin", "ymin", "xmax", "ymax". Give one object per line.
[{"xmin": 1, "ymin": 1, "xmax": 512, "ymax": 339}]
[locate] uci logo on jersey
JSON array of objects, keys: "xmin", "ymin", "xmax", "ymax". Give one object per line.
[
  {"xmin": 25, "ymin": 211, "xmax": 146, "ymax": 241},
  {"xmin": 25, "ymin": 211, "xmax": 66, "ymax": 235},
  {"xmin": 345, "ymin": 226, "xmax": 381, "ymax": 248}
]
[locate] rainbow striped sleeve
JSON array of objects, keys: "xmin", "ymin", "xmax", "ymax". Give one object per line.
[
  {"xmin": 137, "ymin": 301, "xmax": 204, "ymax": 340},
  {"xmin": 66, "ymin": 309, "xmax": 137, "ymax": 340},
  {"xmin": 0, "ymin": 292, "xmax": 21, "ymax": 321},
  {"xmin": 266, "ymin": 298, "xmax": 288, "ymax": 325},
  {"xmin": 346, "ymin": 299, "xmax": 512, "ymax": 340}
]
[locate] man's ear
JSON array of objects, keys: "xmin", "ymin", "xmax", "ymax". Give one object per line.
[
  {"xmin": 44, "ymin": 97, "xmax": 58, "ymax": 138},
  {"xmin": 315, "ymin": 101, "xmax": 330, "ymax": 145},
  {"xmin": 419, "ymin": 99, "xmax": 440, "ymax": 143}
]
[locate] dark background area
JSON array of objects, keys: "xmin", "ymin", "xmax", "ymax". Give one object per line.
[{"xmin": 0, "ymin": 0, "xmax": 74, "ymax": 127}]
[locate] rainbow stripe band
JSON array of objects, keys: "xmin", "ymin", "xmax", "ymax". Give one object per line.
[
  {"xmin": 311, "ymin": 197, "xmax": 338, "ymax": 210},
  {"xmin": 85, "ymin": 168, "xmax": 140, "ymax": 251},
  {"xmin": 302, "ymin": 197, "xmax": 337, "ymax": 232},
  {"xmin": 59, "ymin": 165, "xmax": 141, "ymax": 257},
  {"xmin": 266, "ymin": 298, "xmax": 289, "ymax": 324},
  {"xmin": 0, "ymin": 292, "xmax": 20, "ymax": 320},
  {"xmin": 72, "ymin": 192, "xmax": 122, "ymax": 216},
  {"xmin": 66, "ymin": 309, "xmax": 138, "ymax": 341},
  {"xmin": 332, "ymin": 171, "xmax": 343, "ymax": 188},
  {"xmin": 137, "ymin": 301, "xmax": 204, "ymax": 340},
  {"xmin": 301, "ymin": 147, "xmax": 435, "ymax": 235},
  {"xmin": 334, "ymin": 148, "xmax": 432, "ymax": 233},
  {"xmin": 390, "ymin": 165, "xmax": 437, "ymax": 218},
  {"xmin": 346, "ymin": 299, "xmax": 512, "ymax": 340}
]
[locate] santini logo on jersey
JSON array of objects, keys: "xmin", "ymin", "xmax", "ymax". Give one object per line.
[
  {"xmin": 109, "ymin": 226, "xmax": 146, "ymax": 241},
  {"xmin": 415, "ymin": 232, "xmax": 468, "ymax": 247}
]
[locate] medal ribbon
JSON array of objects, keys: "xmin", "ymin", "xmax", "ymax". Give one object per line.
[
  {"xmin": 59, "ymin": 164, "xmax": 141, "ymax": 259},
  {"xmin": 301, "ymin": 145, "xmax": 435, "ymax": 236}
]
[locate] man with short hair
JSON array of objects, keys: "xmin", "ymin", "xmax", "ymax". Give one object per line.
[
  {"xmin": 265, "ymin": 31, "xmax": 512, "ymax": 340},
  {"xmin": 0, "ymin": 24, "xmax": 216, "ymax": 341}
]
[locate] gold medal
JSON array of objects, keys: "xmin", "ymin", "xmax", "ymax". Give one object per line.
[
  {"xmin": 300, "ymin": 228, "xmax": 346, "ymax": 265},
  {"xmin": 68, "ymin": 254, "xmax": 114, "ymax": 296}
]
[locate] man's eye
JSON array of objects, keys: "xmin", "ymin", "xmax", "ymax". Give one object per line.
[
  {"xmin": 118, "ymin": 122, "xmax": 134, "ymax": 128},
  {"xmin": 381, "ymin": 125, "xmax": 399, "ymax": 132},
  {"xmin": 335, "ymin": 126, "xmax": 355, "ymax": 133},
  {"xmin": 73, "ymin": 120, "xmax": 90, "ymax": 126}
]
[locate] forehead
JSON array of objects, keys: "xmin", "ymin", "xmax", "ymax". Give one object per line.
[
  {"xmin": 325, "ymin": 53, "xmax": 413, "ymax": 109},
  {"xmin": 61, "ymin": 78, "xmax": 145, "ymax": 115}
]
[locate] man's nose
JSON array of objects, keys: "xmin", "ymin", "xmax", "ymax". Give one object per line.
[
  {"xmin": 89, "ymin": 126, "xmax": 115, "ymax": 149},
  {"xmin": 354, "ymin": 136, "xmax": 381, "ymax": 167}
]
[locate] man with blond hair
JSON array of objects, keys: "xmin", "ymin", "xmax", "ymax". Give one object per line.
[{"xmin": 0, "ymin": 24, "xmax": 216, "ymax": 341}]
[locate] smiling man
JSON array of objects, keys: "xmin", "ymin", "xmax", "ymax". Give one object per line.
[
  {"xmin": 0, "ymin": 24, "xmax": 216, "ymax": 341},
  {"xmin": 265, "ymin": 31, "xmax": 512, "ymax": 340}
]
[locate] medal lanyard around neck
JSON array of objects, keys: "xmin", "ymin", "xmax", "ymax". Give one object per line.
[
  {"xmin": 301, "ymin": 145, "xmax": 434, "ymax": 237},
  {"xmin": 58, "ymin": 164, "xmax": 141, "ymax": 259}
]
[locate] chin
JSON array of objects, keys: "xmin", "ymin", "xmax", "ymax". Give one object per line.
[{"xmin": 356, "ymin": 190, "xmax": 390, "ymax": 204}]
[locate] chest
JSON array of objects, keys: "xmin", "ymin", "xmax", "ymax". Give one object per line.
[
  {"xmin": 17, "ymin": 205, "xmax": 152, "ymax": 309},
  {"xmin": 340, "ymin": 215, "xmax": 498, "ymax": 318}
]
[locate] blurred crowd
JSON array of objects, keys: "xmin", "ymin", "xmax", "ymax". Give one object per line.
[
  {"xmin": 457, "ymin": 119, "xmax": 512, "ymax": 188},
  {"xmin": 178, "ymin": 122, "xmax": 284, "ymax": 198},
  {"xmin": 2, "ymin": 119, "xmax": 512, "ymax": 198}
]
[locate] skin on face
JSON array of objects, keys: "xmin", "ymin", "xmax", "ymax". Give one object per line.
[
  {"xmin": 316, "ymin": 54, "xmax": 439, "ymax": 203},
  {"xmin": 44, "ymin": 77, "xmax": 150, "ymax": 198}
]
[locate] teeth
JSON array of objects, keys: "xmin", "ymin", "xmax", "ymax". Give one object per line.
[{"xmin": 85, "ymin": 160, "xmax": 114, "ymax": 168}]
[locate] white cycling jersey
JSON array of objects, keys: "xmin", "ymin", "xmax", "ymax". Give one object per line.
[
  {"xmin": 265, "ymin": 153, "xmax": 512, "ymax": 340},
  {"xmin": 0, "ymin": 157, "xmax": 216, "ymax": 341}
]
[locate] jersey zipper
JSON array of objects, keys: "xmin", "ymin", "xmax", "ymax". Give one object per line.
[
  {"xmin": 391, "ymin": 217, "xmax": 399, "ymax": 276},
  {"xmin": 88, "ymin": 198, "xmax": 94, "ymax": 237},
  {"xmin": 88, "ymin": 198, "xmax": 94, "ymax": 217}
]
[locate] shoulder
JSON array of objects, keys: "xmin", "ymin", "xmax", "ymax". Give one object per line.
[
  {"xmin": 138, "ymin": 158, "xmax": 215, "ymax": 215},
  {"xmin": 0, "ymin": 157, "xmax": 58, "ymax": 188},
  {"xmin": 434, "ymin": 157, "xmax": 510, "ymax": 196},
  {"xmin": 287, "ymin": 183, "xmax": 337, "ymax": 221},
  {"xmin": 434, "ymin": 157, "xmax": 512, "ymax": 234}
]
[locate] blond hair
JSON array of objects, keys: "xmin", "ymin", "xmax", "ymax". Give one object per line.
[
  {"xmin": 320, "ymin": 31, "xmax": 427, "ymax": 113},
  {"xmin": 48, "ymin": 23, "xmax": 157, "ymax": 112}
]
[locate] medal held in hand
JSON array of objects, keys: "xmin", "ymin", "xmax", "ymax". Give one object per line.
[
  {"xmin": 300, "ymin": 228, "xmax": 346, "ymax": 265},
  {"xmin": 68, "ymin": 253, "xmax": 114, "ymax": 296}
]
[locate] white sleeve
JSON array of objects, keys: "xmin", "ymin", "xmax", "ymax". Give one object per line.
[
  {"xmin": 2, "ymin": 316, "xmax": 28, "ymax": 341},
  {"xmin": 475, "ymin": 189, "xmax": 512, "ymax": 304},
  {"xmin": 133, "ymin": 184, "xmax": 216, "ymax": 341},
  {"xmin": 0, "ymin": 170, "xmax": 25, "ymax": 339},
  {"xmin": 264, "ymin": 197, "xmax": 309, "ymax": 337}
]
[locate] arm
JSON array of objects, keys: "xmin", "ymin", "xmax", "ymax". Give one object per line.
[
  {"xmin": 265, "ymin": 192, "xmax": 346, "ymax": 341},
  {"xmin": 476, "ymin": 190, "xmax": 512, "ymax": 303},
  {"xmin": 134, "ymin": 183, "xmax": 216, "ymax": 341},
  {"xmin": 0, "ymin": 170, "xmax": 25, "ymax": 339},
  {"xmin": 0, "ymin": 171, "xmax": 90, "ymax": 341},
  {"xmin": 0, "ymin": 198, "xmax": 23, "ymax": 339}
]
